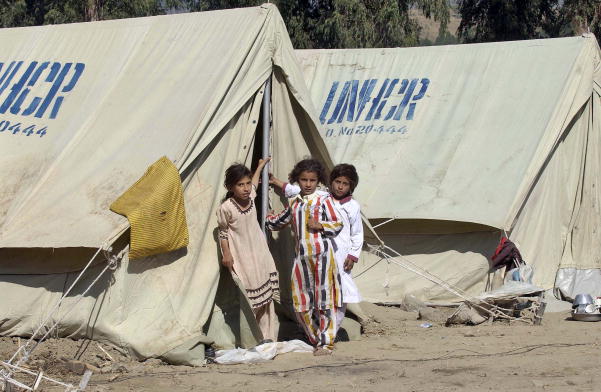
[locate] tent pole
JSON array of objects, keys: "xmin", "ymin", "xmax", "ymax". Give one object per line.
[{"xmin": 261, "ymin": 76, "xmax": 272, "ymax": 233}]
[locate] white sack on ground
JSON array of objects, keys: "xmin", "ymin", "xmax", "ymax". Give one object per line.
[{"xmin": 215, "ymin": 340, "xmax": 314, "ymax": 365}]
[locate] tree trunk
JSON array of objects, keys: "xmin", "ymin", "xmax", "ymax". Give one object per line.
[{"xmin": 86, "ymin": 0, "xmax": 101, "ymax": 21}]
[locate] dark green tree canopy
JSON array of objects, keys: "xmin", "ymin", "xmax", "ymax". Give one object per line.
[
  {"xmin": 1, "ymin": 0, "xmax": 599, "ymax": 48},
  {"xmin": 0, "ymin": 0, "xmax": 452, "ymax": 49},
  {"xmin": 191, "ymin": 0, "xmax": 451, "ymax": 49},
  {"xmin": 456, "ymin": 0, "xmax": 601, "ymax": 45},
  {"xmin": 0, "ymin": 0, "xmax": 185, "ymax": 26},
  {"xmin": 561, "ymin": 0, "xmax": 601, "ymax": 39},
  {"xmin": 457, "ymin": 0, "xmax": 559, "ymax": 43}
]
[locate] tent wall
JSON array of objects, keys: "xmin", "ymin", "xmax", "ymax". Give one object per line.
[
  {"xmin": 0, "ymin": 4, "xmax": 332, "ymax": 361},
  {"xmin": 295, "ymin": 38, "xmax": 590, "ymax": 228},
  {"xmin": 510, "ymin": 93, "xmax": 599, "ymax": 290},
  {"xmin": 554, "ymin": 90, "xmax": 601, "ymax": 298},
  {"xmin": 294, "ymin": 35, "xmax": 601, "ymax": 303},
  {"xmin": 355, "ymin": 230, "xmax": 499, "ymax": 303},
  {"xmin": 0, "ymin": 6, "xmax": 278, "ymax": 251},
  {"xmin": 0, "ymin": 94, "xmax": 262, "ymax": 360}
]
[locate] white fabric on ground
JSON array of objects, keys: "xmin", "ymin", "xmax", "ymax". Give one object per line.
[{"xmin": 214, "ymin": 340, "xmax": 313, "ymax": 364}]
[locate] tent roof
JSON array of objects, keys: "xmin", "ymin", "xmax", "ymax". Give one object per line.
[
  {"xmin": 296, "ymin": 35, "xmax": 601, "ymax": 230},
  {"xmin": 0, "ymin": 4, "xmax": 315, "ymax": 248}
]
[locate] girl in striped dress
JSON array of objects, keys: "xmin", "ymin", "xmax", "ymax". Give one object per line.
[
  {"xmin": 274, "ymin": 164, "xmax": 363, "ymax": 335},
  {"xmin": 266, "ymin": 159, "xmax": 343, "ymax": 356}
]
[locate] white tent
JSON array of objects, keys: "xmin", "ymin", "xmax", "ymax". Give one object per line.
[
  {"xmin": 0, "ymin": 4, "xmax": 330, "ymax": 364},
  {"xmin": 295, "ymin": 35, "xmax": 601, "ymax": 303}
]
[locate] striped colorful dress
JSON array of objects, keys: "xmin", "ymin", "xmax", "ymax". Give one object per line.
[{"xmin": 266, "ymin": 191, "xmax": 343, "ymax": 349}]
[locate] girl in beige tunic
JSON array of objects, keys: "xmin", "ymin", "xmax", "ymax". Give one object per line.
[{"xmin": 217, "ymin": 159, "xmax": 279, "ymax": 342}]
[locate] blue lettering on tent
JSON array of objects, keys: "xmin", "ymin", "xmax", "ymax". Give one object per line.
[
  {"xmin": 319, "ymin": 81, "xmax": 338, "ymax": 124},
  {"xmin": 322, "ymin": 79, "xmax": 379, "ymax": 125},
  {"xmin": 0, "ymin": 118, "xmax": 47, "ymax": 137},
  {"xmin": 0, "ymin": 61, "xmax": 85, "ymax": 119},
  {"xmin": 327, "ymin": 81, "xmax": 351, "ymax": 124},
  {"xmin": 319, "ymin": 77, "xmax": 429, "ymax": 125}
]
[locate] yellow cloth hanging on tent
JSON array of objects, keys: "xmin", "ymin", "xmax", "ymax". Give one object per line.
[{"xmin": 110, "ymin": 156, "xmax": 189, "ymax": 259}]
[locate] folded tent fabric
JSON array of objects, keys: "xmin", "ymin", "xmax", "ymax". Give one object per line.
[{"xmin": 110, "ymin": 156, "xmax": 189, "ymax": 259}]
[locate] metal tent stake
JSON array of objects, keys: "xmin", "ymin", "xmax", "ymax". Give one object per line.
[{"xmin": 1, "ymin": 360, "xmax": 91, "ymax": 391}]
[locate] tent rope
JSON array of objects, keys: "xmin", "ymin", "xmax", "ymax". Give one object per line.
[
  {"xmin": 15, "ymin": 262, "xmax": 115, "ymax": 368},
  {"xmin": 2, "ymin": 245, "xmax": 126, "ymax": 380},
  {"xmin": 365, "ymin": 244, "xmax": 529, "ymax": 323},
  {"xmin": 6, "ymin": 246, "xmax": 103, "ymax": 366}
]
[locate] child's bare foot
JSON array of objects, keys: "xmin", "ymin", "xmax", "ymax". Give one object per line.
[{"xmin": 313, "ymin": 347, "xmax": 332, "ymax": 356}]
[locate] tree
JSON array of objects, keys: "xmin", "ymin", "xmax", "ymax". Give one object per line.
[
  {"xmin": 561, "ymin": 0, "xmax": 601, "ymax": 38},
  {"xmin": 289, "ymin": 0, "xmax": 451, "ymax": 49},
  {"xmin": 0, "ymin": 0, "xmax": 452, "ymax": 49},
  {"xmin": 0, "ymin": 0, "xmax": 185, "ymax": 27},
  {"xmin": 434, "ymin": 29, "xmax": 458, "ymax": 44},
  {"xmin": 189, "ymin": 0, "xmax": 451, "ymax": 49},
  {"xmin": 456, "ymin": 0, "xmax": 559, "ymax": 43}
]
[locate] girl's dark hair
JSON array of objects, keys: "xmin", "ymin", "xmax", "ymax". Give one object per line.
[
  {"xmin": 223, "ymin": 163, "xmax": 251, "ymax": 200},
  {"xmin": 288, "ymin": 158, "xmax": 328, "ymax": 185},
  {"xmin": 330, "ymin": 163, "xmax": 359, "ymax": 193}
]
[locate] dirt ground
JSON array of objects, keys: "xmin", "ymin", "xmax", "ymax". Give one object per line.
[{"xmin": 1, "ymin": 302, "xmax": 599, "ymax": 392}]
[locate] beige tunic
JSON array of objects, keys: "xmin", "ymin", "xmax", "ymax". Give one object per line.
[{"xmin": 217, "ymin": 187, "xmax": 278, "ymax": 309}]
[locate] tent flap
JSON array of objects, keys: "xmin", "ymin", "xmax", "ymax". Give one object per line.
[
  {"xmin": 0, "ymin": 5, "xmax": 280, "ymax": 249},
  {"xmin": 0, "ymin": 5, "xmax": 324, "ymax": 360},
  {"xmin": 110, "ymin": 157, "xmax": 189, "ymax": 260}
]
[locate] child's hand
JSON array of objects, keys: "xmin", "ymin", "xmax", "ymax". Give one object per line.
[
  {"xmin": 344, "ymin": 257, "xmax": 355, "ymax": 272},
  {"xmin": 269, "ymin": 174, "xmax": 284, "ymax": 189},
  {"xmin": 307, "ymin": 218, "xmax": 323, "ymax": 231},
  {"xmin": 221, "ymin": 253, "xmax": 234, "ymax": 269},
  {"xmin": 252, "ymin": 157, "xmax": 271, "ymax": 187},
  {"xmin": 258, "ymin": 157, "xmax": 271, "ymax": 167}
]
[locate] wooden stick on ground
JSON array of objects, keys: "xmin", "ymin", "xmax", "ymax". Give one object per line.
[{"xmin": 96, "ymin": 343, "xmax": 114, "ymax": 362}]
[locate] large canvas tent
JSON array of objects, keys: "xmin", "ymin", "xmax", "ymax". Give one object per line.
[
  {"xmin": 295, "ymin": 35, "xmax": 601, "ymax": 304},
  {"xmin": 0, "ymin": 4, "xmax": 330, "ymax": 364}
]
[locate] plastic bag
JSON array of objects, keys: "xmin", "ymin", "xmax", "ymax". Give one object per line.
[
  {"xmin": 504, "ymin": 264, "xmax": 534, "ymax": 284},
  {"xmin": 402, "ymin": 294, "xmax": 426, "ymax": 312}
]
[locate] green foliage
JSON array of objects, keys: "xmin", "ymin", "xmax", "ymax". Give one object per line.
[
  {"xmin": 415, "ymin": 27, "xmax": 458, "ymax": 46},
  {"xmin": 561, "ymin": 0, "xmax": 601, "ymax": 38},
  {"xmin": 189, "ymin": 0, "xmax": 451, "ymax": 49},
  {"xmin": 185, "ymin": 0, "xmax": 261, "ymax": 11},
  {"xmin": 0, "ymin": 0, "xmax": 453, "ymax": 49},
  {"xmin": 434, "ymin": 29, "xmax": 458, "ymax": 44},
  {"xmin": 2, "ymin": 0, "xmax": 600, "ymax": 51},
  {"xmin": 414, "ymin": 0, "xmax": 450, "ymax": 33},
  {"xmin": 285, "ymin": 0, "xmax": 451, "ymax": 48},
  {"xmin": 456, "ymin": 0, "xmax": 601, "ymax": 45},
  {"xmin": 457, "ymin": 0, "xmax": 559, "ymax": 43},
  {"xmin": 0, "ymin": 0, "xmax": 186, "ymax": 27},
  {"xmin": 1, "ymin": 0, "xmax": 601, "ymax": 49}
]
